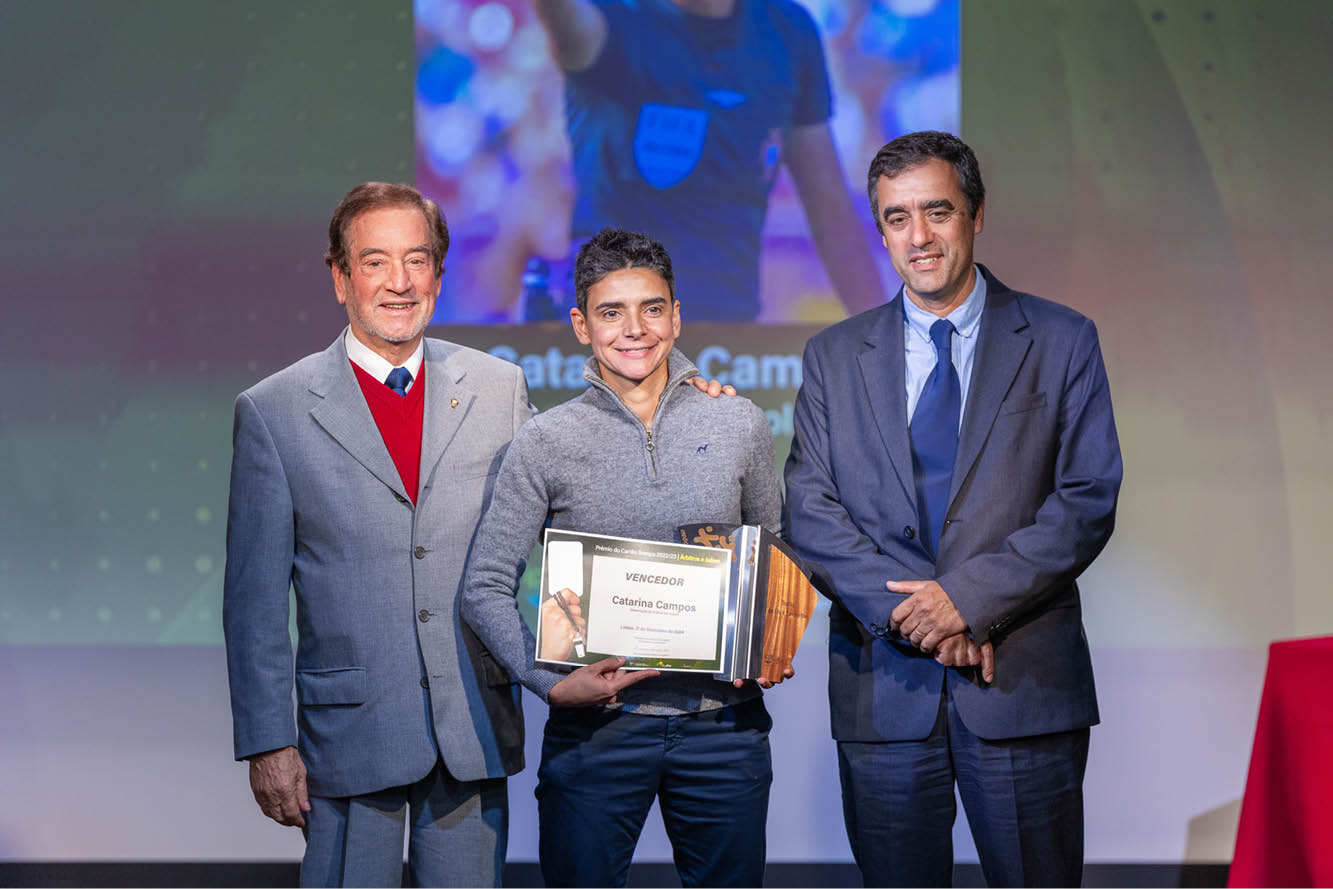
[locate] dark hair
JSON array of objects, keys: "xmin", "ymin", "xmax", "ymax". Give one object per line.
[
  {"xmin": 866, "ymin": 131, "xmax": 985, "ymax": 232},
  {"xmin": 324, "ymin": 181, "xmax": 450, "ymax": 276},
  {"xmin": 573, "ymin": 228, "xmax": 675, "ymax": 315}
]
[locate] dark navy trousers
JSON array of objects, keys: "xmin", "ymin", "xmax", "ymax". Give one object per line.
[
  {"xmin": 837, "ymin": 685, "xmax": 1089, "ymax": 888},
  {"xmin": 536, "ymin": 697, "xmax": 772, "ymax": 888}
]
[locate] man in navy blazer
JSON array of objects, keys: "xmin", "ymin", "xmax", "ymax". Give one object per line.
[
  {"xmin": 223, "ymin": 183, "xmax": 531, "ymax": 887},
  {"xmin": 785, "ymin": 131, "xmax": 1121, "ymax": 886}
]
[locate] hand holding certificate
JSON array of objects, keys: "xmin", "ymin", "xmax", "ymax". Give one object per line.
[
  {"xmin": 539, "ymin": 588, "xmax": 585, "ymax": 661},
  {"xmin": 541, "ymin": 541, "xmax": 587, "ymax": 659},
  {"xmin": 546, "ymin": 654, "xmax": 659, "ymax": 708}
]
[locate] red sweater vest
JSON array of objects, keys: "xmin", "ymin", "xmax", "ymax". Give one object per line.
[{"xmin": 351, "ymin": 361, "xmax": 425, "ymax": 504}]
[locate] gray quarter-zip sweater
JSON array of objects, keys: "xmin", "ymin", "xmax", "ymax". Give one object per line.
[{"xmin": 462, "ymin": 349, "xmax": 781, "ymax": 715}]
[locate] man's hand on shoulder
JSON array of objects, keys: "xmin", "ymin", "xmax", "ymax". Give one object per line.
[
  {"xmin": 248, "ymin": 746, "xmax": 311, "ymax": 828},
  {"xmin": 887, "ymin": 579, "xmax": 967, "ymax": 653},
  {"xmin": 687, "ymin": 377, "xmax": 738, "ymax": 398},
  {"xmin": 548, "ymin": 656, "xmax": 660, "ymax": 707}
]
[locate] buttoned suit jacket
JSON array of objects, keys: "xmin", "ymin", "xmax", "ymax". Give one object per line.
[
  {"xmin": 223, "ymin": 333, "xmax": 531, "ymax": 798},
  {"xmin": 784, "ymin": 265, "xmax": 1122, "ymax": 742}
]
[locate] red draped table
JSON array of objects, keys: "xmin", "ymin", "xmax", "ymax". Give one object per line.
[{"xmin": 1229, "ymin": 636, "xmax": 1333, "ymax": 887}]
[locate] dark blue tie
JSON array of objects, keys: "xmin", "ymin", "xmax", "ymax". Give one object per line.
[
  {"xmin": 385, "ymin": 366, "xmax": 412, "ymax": 397},
  {"xmin": 909, "ymin": 319, "xmax": 961, "ymax": 559}
]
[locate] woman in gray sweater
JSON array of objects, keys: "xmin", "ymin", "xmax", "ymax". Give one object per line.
[{"xmin": 461, "ymin": 228, "xmax": 783, "ymax": 887}]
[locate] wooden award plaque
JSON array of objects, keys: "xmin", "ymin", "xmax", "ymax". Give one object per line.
[{"xmin": 677, "ymin": 523, "xmax": 818, "ymax": 683}]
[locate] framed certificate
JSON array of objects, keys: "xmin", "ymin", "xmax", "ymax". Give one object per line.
[
  {"xmin": 535, "ymin": 529, "xmax": 732, "ymax": 673},
  {"xmin": 535, "ymin": 525, "xmax": 817, "ymax": 681}
]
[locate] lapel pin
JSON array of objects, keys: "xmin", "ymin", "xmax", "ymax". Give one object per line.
[{"xmin": 450, "ymin": 398, "xmax": 459, "ymax": 409}]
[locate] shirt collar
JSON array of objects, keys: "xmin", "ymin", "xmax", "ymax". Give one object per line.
[
  {"xmin": 343, "ymin": 327, "xmax": 424, "ymax": 383},
  {"xmin": 902, "ymin": 265, "xmax": 987, "ymax": 342}
]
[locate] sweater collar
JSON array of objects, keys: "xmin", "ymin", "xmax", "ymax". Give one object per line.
[{"xmin": 581, "ymin": 348, "xmax": 700, "ymax": 425}]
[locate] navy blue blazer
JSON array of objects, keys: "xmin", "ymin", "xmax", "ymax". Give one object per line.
[{"xmin": 784, "ymin": 266, "xmax": 1122, "ymax": 742}]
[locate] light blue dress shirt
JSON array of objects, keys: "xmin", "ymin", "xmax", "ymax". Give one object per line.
[{"xmin": 903, "ymin": 266, "xmax": 986, "ymax": 429}]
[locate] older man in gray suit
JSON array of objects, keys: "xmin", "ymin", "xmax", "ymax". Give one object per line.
[{"xmin": 224, "ymin": 183, "xmax": 654, "ymax": 887}]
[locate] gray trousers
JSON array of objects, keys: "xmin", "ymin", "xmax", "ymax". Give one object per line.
[{"xmin": 301, "ymin": 760, "xmax": 507, "ymax": 888}]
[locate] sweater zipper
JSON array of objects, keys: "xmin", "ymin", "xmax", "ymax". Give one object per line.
[{"xmin": 581, "ymin": 350, "xmax": 694, "ymax": 483}]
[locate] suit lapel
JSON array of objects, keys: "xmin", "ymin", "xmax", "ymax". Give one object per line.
[
  {"xmin": 856, "ymin": 296, "xmax": 917, "ymax": 507},
  {"xmin": 308, "ymin": 335, "xmax": 411, "ymax": 503},
  {"xmin": 949, "ymin": 273, "xmax": 1032, "ymax": 506},
  {"xmin": 419, "ymin": 338, "xmax": 476, "ymax": 491}
]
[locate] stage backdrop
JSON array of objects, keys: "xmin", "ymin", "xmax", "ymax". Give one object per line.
[{"xmin": 1, "ymin": 0, "xmax": 1331, "ymax": 868}]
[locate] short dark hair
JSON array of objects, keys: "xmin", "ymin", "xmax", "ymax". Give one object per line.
[
  {"xmin": 324, "ymin": 181, "xmax": 450, "ymax": 276},
  {"xmin": 866, "ymin": 131, "xmax": 985, "ymax": 232},
  {"xmin": 573, "ymin": 228, "xmax": 675, "ymax": 315}
]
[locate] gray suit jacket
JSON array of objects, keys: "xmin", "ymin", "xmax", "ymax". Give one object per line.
[{"xmin": 223, "ymin": 333, "xmax": 531, "ymax": 798}]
